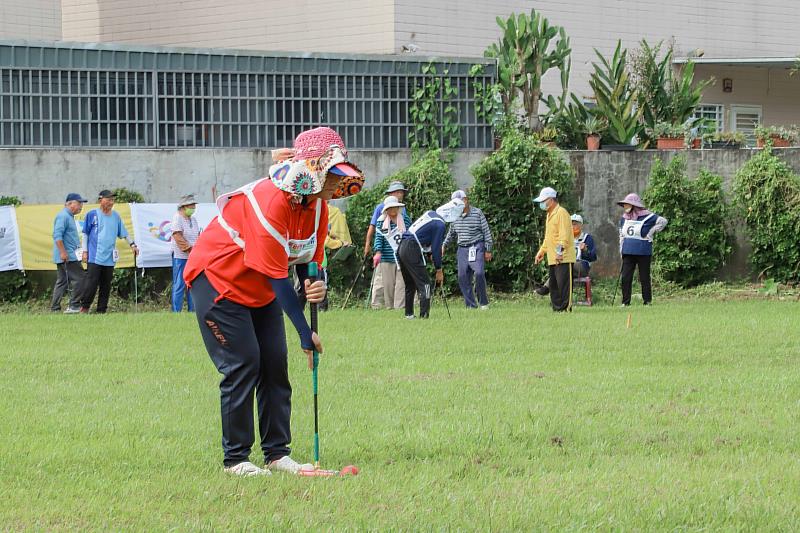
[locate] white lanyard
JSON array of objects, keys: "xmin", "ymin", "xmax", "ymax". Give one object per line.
[
  {"xmin": 574, "ymin": 232, "xmax": 586, "ymax": 261},
  {"xmin": 379, "ymin": 222, "xmax": 403, "ymax": 254},
  {"xmin": 216, "ymin": 178, "xmax": 322, "ymax": 266}
]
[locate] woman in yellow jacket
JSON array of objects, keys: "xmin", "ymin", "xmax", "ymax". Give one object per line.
[{"xmin": 533, "ymin": 187, "xmax": 576, "ymax": 312}]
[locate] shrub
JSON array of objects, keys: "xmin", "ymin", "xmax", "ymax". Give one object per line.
[
  {"xmin": 643, "ymin": 157, "xmax": 732, "ymax": 287},
  {"xmin": 470, "ymin": 128, "xmax": 576, "ymax": 291},
  {"xmin": 733, "ymin": 148, "xmax": 800, "ymax": 282},
  {"xmin": 112, "ymin": 187, "xmax": 145, "ymax": 203},
  {"xmin": 0, "ymin": 272, "xmax": 32, "ymax": 303},
  {"xmin": 331, "ymin": 150, "xmax": 459, "ymax": 302},
  {"xmin": 0, "ymin": 196, "xmax": 22, "ymax": 207}
]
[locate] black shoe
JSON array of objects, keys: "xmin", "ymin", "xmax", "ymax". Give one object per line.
[{"xmin": 535, "ymin": 286, "xmax": 549, "ymax": 296}]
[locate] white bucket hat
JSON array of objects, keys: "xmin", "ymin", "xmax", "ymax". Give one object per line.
[
  {"xmin": 381, "ymin": 195, "xmax": 405, "ymax": 215},
  {"xmin": 436, "ymin": 198, "xmax": 465, "ymax": 222}
]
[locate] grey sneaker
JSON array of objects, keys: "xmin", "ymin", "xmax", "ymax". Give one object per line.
[
  {"xmin": 404, "ymin": 315, "xmax": 416, "ymax": 320},
  {"xmin": 480, "ymin": 305, "xmax": 490, "ymax": 311},
  {"xmin": 63, "ymin": 307, "xmax": 81, "ymax": 314},
  {"xmin": 224, "ymin": 461, "xmax": 270, "ymax": 477},
  {"xmin": 268, "ymin": 456, "xmax": 314, "ymax": 474}
]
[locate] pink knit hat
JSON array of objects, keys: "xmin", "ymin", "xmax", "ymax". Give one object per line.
[{"xmin": 269, "ymin": 127, "xmax": 364, "ymax": 197}]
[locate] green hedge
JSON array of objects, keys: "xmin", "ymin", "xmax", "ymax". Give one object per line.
[
  {"xmin": 643, "ymin": 156, "xmax": 732, "ymax": 287},
  {"xmin": 733, "ymin": 148, "xmax": 800, "ymax": 282}
]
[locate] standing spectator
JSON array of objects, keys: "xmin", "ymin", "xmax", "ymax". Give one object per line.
[
  {"xmin": 443, "ymin": 189, "xmax": 493, "ymax": 310},
  {"xmin": 363, "ymin": 180, "xmax": 408, "ymax": 309},
  {"xmin": 171, "ymin": 194, "xmax": 200, "ymax": 312},
  {"xmin": 533, "ymin": 187, "xmax": 575, "ymax": 312},
  {"xmin": 80, "ymin": 190, "xmax": 139, "ymax": 313},
  {"xmin": 617, "ymin": 193, "xmax": 668, "ymax": 306},
  {"xmin": 397, "ymin": 198, "xmax": 464, "ymax": 319},
  {"xmin": 535, "ymin": 214, "xmax": 597, "ymax": 296},
  {"xmin": 373, "ymin": 196, "xmax": 412, "ymax": 310},
  {"xmin": 50, "ymin": 193, "xmax": 88, "ymax": 313}
]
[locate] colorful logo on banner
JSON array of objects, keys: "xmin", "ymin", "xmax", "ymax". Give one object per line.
[{"xmin": 148, "ymin": 220, "xmax": 173, "ymax": 242}]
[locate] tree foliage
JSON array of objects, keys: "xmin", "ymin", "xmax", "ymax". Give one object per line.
[
  {"xmin": 470, "ymin": 129, "xmax": 576, "ymax": 291},
  {"xmin": 643, "ymin": 157, "xmax": 732, "ymax": 287}
]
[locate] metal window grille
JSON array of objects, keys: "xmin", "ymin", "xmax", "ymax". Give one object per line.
[
  {"xmin": 1, "ymin": 42, "xmax": 495, "ymax": 150},
  {"xmin": 691, "ymin": 104, "xmax": 724, "ymax": 133}
]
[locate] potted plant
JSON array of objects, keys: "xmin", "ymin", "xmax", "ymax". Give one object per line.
[
  {"xmin": 535, "ymin": 126, "xmax": 560, "ymax": 147},
  {"xmin": 684, "ymin": 117, "xmax": 713, "ymax": 149},
  {"xmin": 707, "ymin": 131, "xmax": 745, "ymax": 149},
  {"xmin": 755, "ymin": 125, "xmax": 796, "ymax": 148},
  {"xmin": 652, "ymin": 122, "xmax": 685, "ymax": 150},
  {"xmin": 583, "ymin": 117, "xmax": 603, "ymax": 150}
]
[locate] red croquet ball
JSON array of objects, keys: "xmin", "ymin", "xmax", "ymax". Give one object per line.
[{"xmin": 339, "ymin": 465, "xmax": 359, "ymax": 476}]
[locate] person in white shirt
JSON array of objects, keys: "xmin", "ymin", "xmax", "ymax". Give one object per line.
[{"xmin": 171, "ymin": 194, "xmax": 200, "ymax": 312}]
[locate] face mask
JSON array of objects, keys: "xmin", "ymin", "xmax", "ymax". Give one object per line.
[
  {"xmin": 184, "ymin": 208, "xmax": 195, "ymax": 217},
  {"xmin": 538, "ymin": 202, "xmax": 548, "ymax": 211},
  {"xmin": 624, "ymin": 207, "xmax": 633, "ymax": 214}
]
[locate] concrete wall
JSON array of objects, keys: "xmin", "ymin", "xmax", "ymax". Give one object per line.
[
  {"xmin": 4, "ymin": 146, "xmax": 800, "ymax": 278},
  {"xmin": 61, "ymin": 0, "xmax": 395, "ymax": 54},
  {"xmin": 0, "ymin": 148, "xmax": 486, "ymax": 204},
  {"xmin": 568, "ymin": 148, "xmax": 800, "ymax": 278},
  {"xmin": 0, "ymin": 0, "xmax": 61, "ymax": 41}
]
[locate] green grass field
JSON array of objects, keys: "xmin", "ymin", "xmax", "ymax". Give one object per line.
[{"xmin": 2, "ymin": 299, "xmax": 799, "ymax": 530}]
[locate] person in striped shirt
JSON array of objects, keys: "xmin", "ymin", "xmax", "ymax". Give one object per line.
[
  {"xmin": 443, "ymin": 190, "xmax": 493, "ymax": 309},
  {"xmin": 171, "ymin": 194, "xmax": 200, "ymax": 312},
  {"xmin": 373, "ymin": 196, "xmax": 413, "ymax": 310}
]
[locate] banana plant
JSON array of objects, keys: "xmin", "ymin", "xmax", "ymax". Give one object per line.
[
  {"xmin": 485, "ymin": 9, "xmax": 571, "ymax": 131},
  {"xmin": 589, "ymin": 41, "xmax": 643, "ymax": 146}
]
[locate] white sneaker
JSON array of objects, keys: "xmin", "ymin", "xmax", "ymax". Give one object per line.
[
  {"xmin": 63, "ymin": 307, "xmax": 81, "ymax": 314},
  {"xmin": 404, "ymin": 315, "xmax": 416, "ymax": 320},
  {"xmin": 480, "ymin": 305, "xmax": 490, "ymax": 311},
  {"xmin": 268, "ymin": 456, "xmax": 314, "ymax": 474},
  {"xmin": 224, "ymin": 461, "xmax": 270, "ymax": 477}
]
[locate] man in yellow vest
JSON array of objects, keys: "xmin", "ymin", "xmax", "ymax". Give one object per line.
[{"xmin": 533, "ymin": 187, "xmax": 576, "ymax": 312}]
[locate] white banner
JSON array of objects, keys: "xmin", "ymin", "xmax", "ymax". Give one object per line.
[
  {"xmin": 0, "ymin": 206, "xmax": 23, "ymax": 272},
  {"xmin": 129, "ymin": 203, "xmax": 218, "ymax": 268}
]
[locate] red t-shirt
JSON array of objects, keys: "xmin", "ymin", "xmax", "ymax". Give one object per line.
[{"xmin": 184, "ymin": 179, "xmax": 328, "ymax": 308}]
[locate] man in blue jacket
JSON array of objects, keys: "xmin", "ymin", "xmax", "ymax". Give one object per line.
[
  {"xmin": 50, "ymin": 193, "xmax": 88, "ymax": 313},
  {"xmin": 80, "ymin": 190, "xmax": 139, "ymax": 313},
  {"xmin": 396, "ymin": 198, "xmax": 464, "ymax": 319}
]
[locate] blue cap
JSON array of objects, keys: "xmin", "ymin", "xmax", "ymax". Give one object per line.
[{"xmin": 65, "ymin": 193, "xmax": 88, "ymax": 203}]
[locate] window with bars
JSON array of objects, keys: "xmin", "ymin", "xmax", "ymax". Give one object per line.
[
  {"xmin": 690, "ymin": 104, "xmax": 724, "ymax": 133},
  {"xmin": 1, "ymin": 62, "xmax": 493, "ymax": 150}
]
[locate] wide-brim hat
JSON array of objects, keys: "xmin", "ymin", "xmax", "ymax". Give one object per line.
[
  {"xmin": 268, "ymin": 127, "xmax": 364, "ymax": 198},
  {"xmin": 386, "ymin": 181, "xmax": 408, "ymax": 194},
  {"xmin": 616, "ymin": 193, "xmax": 645, "ymax": 209},
  {"xmin": 381, "ymin": 195, "xmax": 406, "ymax": 214},
  {"xmin": 178, "ymin": 194, "xmax": 197, "ymax": 208},
  {"xmin": 436, "ymin": 198, "xmax": 465, "ymax": 222}
]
